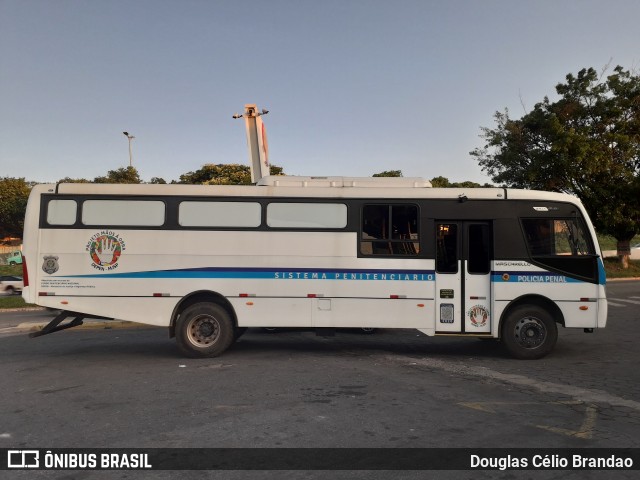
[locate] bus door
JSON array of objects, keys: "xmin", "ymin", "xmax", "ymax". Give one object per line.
[{"xmin": 435, "ymin": 221, "xmax": 492, "ymax": 334}]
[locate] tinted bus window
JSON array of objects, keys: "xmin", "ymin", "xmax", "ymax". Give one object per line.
[
  {"xmin": 436, "ymin": 223, "xmax": 457, "ymax": 272},
  {"xmin": 267, "ymin": 203, "xmax": 347, "ymax": 228},
  {"xmin": 82, "ymin": 200, "xmax": 165, "ymax": 226},
  {"xmin": 361, "ymin": 204, "xmax": 419, "ymax": 256},
  {"xmin": 47, "ymin": 200, "xmax": 77, "ymax": 225},
  {"xmin": 179, "ymin": 202, "xmax": 261, "ymax": 227},
  {"xmin": 468, "ymin": 224, "xmax": 491, "ymax": 274},
  {"xmin": 522, "ymin": 218, "xmax": 594, "ymax": 256}
]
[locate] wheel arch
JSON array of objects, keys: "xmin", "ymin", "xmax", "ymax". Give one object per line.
[
  {"xmin": 498, "ymin": 294, "xmax": 565, "ymax": 339},
  {"xmin": 169, "ymin": 290, "xmax": 237, "ymax": 338}
]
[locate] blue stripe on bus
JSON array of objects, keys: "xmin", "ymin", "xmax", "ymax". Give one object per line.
[
  {"xmin": 64, "ymin": 268, "xmax": 593, "ymax": 284},
  {"xmin": 67, "ymin": 267, "xmax": 437, "ymax": 281},
  {"xmin": 491, "ymin": 271, "xmax": 584, "ymax": 283},
  {"xmin": 597, "ymin": 258, "xmax": 607, "ymax": 285}
]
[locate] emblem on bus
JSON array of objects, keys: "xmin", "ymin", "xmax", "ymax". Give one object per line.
[
  {"xmin": 468, "ymin": 305, "xmax": 489, "ymax": 327},
  {"xmin": 42, "ymin": 256, "xmax": 59, "ymax": 274},
  {"xmin": 86, "ymin": 232, "xmax": 125, "ymax": 271}
]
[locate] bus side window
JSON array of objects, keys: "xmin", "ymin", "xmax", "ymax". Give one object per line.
[
  {"xmin": 361, "ymin": 204, "xmax": 419, "ymax": 256},
  {"xmin": 468, "ymin": 224, "xmax": 491, "ymax": 274},
  {"xmin": 522, "ymin": 218, "xmax": 594, "ymax": 256},
  {"xmin": 47, "ymin": 200, "xmax": 77, "ymax": 225},
  {"xmin": 436, "ymin": 223, "xmax": 458, "ymax": 273},
  {"xmin": 522, "ymin": 219, "xmax": 554, "ymax": 255}
]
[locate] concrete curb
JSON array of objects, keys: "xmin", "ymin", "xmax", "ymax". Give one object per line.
[
  {"xmin": 1, "ymin": 307, "xmax": 47, "ymax": 313},
  {"xmin": 15, "ymin": 320, "xmax": 153, "ymax": 333}
]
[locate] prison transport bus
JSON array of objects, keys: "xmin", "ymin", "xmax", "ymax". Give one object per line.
[{"xmin": 21, "ymin": 176, "xmax": 607, "ymax": 359}]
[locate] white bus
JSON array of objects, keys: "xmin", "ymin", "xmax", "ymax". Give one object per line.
[{"xmin": 22, "ymin": 176, "xmax": 607, "ymax": 359}]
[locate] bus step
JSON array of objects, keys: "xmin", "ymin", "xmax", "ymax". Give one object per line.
[{"xmin": 29, "ymin": 310, "xmax": 111, "ymax": 338}]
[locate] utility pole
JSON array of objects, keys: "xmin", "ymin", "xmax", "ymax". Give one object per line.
[
  {"xmin": 122, "ymin": 131, "xmax": 135, "ymax": 167},
  {"xmin": 233, "ymin": 105, "xmax": 269, "ymax": 183}
]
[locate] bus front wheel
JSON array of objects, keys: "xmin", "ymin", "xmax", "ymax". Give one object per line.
[
  {"xmin": 501, "ymin": 305, "xmax": 557, "ymax": 360},
  {"xmin": 175, "ymin": 302, "xmax": 235, "ymax": 358}
]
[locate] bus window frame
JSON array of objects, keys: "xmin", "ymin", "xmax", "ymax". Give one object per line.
[{"xmin": 359, "ymin": 202, "xmax": 421, "ymax": 258}]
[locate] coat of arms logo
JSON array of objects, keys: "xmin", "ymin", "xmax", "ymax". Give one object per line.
[{"xmin": 42, "ymin": 256, "xmax": 59, "ymax": 274}]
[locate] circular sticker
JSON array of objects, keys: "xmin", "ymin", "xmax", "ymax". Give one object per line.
[
  {"xmin": 468, "ymin": 305, "xmax": 489, "ymax": 328},
  {"xmin": 89, "ymin": 234, "xmax": 123, "ymax": 267}
]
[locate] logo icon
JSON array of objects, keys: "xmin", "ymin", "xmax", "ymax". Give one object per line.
[
  {"xmin": 468, "ymin": 305, "xmax": 489, "ymax": 327},
  {"xmin": 42, "ymin": 256, "xmax": 59, "ymax": 274},
  {"xmin": 87, "ymin": 232, "xmax": 125, "ymax": 270},
  {"xmin": 7, "ymin": 450, "xmax": 39, "ymax": 468}
]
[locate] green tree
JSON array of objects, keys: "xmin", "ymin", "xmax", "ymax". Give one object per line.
[
  {"xmin": 429, "ymin": 176, "xmax": 451, "ymax": 187},
  {"xmin": 471, "ymin": 65, "xmax": 640, "ymax": 267},
  {"xmin": 430, "ymin": 176, "xmax": 493, "ymax": 188},
  {"xmin": 149, "ymin": 177, "xmax": 167, "ymax": 184},
  {"xmin": 179, "ymin": 164, "xmax": 285, "ymax": 185},
  {"xmin": 372, "ymin": 173, "xmax": 492, "ymax": 187},
  {"xmin": 94, "ymin": 166, "xmax": 142, "ymax": 184},
  {"xmin": 58, "ymin": 177, "xmax": 90, "ymax": 183},
  {"xmin": 373, "ymin": 170, "xmax": 403, "ymax": 177},
  {"xmin": 0, "ymin": 177, "xmax": 30, "ymax": 238}
]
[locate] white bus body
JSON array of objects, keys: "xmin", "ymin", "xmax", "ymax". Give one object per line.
[{"xmin": 22, "ymin": 178, "xmax": 607, "ymax": 359}]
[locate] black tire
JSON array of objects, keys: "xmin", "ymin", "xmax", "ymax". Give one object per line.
[
  {"xmin": 5, "ymin": 286, "xmax": 14, "ymax": 295},
  {"xmin": 175, "ymin": 303, "xmax": 235, "ymax": 358},
  {"xmin": 234, "ymin": 326, "xmax": 248, "ymax": 341},
  {"xmin": 501, "ymin": 305, "xmax": 557, "ymax": 359},
  {"xmin": 9, "ymin": 261, "xmax": 16, "ymax": 266}
]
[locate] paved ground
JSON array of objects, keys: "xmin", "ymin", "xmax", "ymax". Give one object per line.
[{"xmin": 0, "ymin": 281, "xmax": 638, "ymax": 479}]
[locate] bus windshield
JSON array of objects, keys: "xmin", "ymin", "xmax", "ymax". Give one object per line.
[{"xmin": 522, "ymin": 218, "xmax": 594, "ymax": 256}]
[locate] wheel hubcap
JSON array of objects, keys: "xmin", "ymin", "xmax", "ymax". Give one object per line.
[
  {"xmin": 187, "ymin": 314, "xmax": 220, "ymax": 346},
  {"xmin": 514, "ymin": 316, "xmax": 546, "ymax": 349}
]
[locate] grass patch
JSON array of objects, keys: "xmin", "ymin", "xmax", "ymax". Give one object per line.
[
  {"xmin": 0, "ymin": 264, "xmax": 22, "ymax": 276},
  {"xmin": 597, "ymin": 234, "xmax": 640, "ymax": 251},
  {"xmin": 604, "ymin": 258, "xmax": 640, "ymax": 279},
  {"xmin": 0, "ymin": 264, "xmax": 32, "ymax": 309},
  {"xmin": 0, "ymin": 295, "xmax": 35, "ymax": 309}
]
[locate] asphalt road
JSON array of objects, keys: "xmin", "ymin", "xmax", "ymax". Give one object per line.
[{"xmin": 0, "ymin": 280, "xmax": 639, "ymax": 479}]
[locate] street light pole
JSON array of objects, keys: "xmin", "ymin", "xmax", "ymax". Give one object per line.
[
  {"xmin": 232, "ymin": 105, "xmax": 270, "ymax": 183},
  {"xmin": 122, "ymin": 131, "xmax": 135, "ymax": 167}
]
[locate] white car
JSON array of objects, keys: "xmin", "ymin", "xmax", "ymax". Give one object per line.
[{"xmin": 0, "ymin": 275, "xmax": 23, "ymax": 295}]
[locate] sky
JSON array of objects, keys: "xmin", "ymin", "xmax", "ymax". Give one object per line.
[{"xmin": 1, "ymin": 0, "xmax": 639, "ymax": 185}]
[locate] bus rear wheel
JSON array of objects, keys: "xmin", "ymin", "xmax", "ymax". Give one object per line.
[
  {"xmin": 501, "ymin": 305, "xmax": 557, "ymax": 360},
  {"xmin": 175, "ymin": 303, "xmax": 235, "ymax": 358}
]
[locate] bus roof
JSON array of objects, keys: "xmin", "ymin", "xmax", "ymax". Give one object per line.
[{"xmin": 38, "ymin": 179, "xmax": 579, "ymax": 204}]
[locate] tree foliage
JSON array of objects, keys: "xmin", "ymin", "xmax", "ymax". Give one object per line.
[
  {"xmin": 371, "ymin": 171, "xmax": 492, "ymax": 187},
  {"xmin": 373, "ymin": 170, "xmax": 403, "ymax": 177},
  {"xmin": 0, "ymin": 177, "xmax": 30, "ymax": 238},
  {"xmin": 93, "ymin": 166, "xmax": 142, "ymax": 184},
  {"xmin": 430, "ymin": 176, "xmax": 493, "ymax": 188},
  {"xmin": 178, "ymin": 164, "xmax": 285, "ymax": 185},
  {"xmin": 58, "ymin": 177, "xmax": 91, "ymax": 183},
  {"xmin": 470, "ymin": 65, "xmax": 640, "ymax": 264}
]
